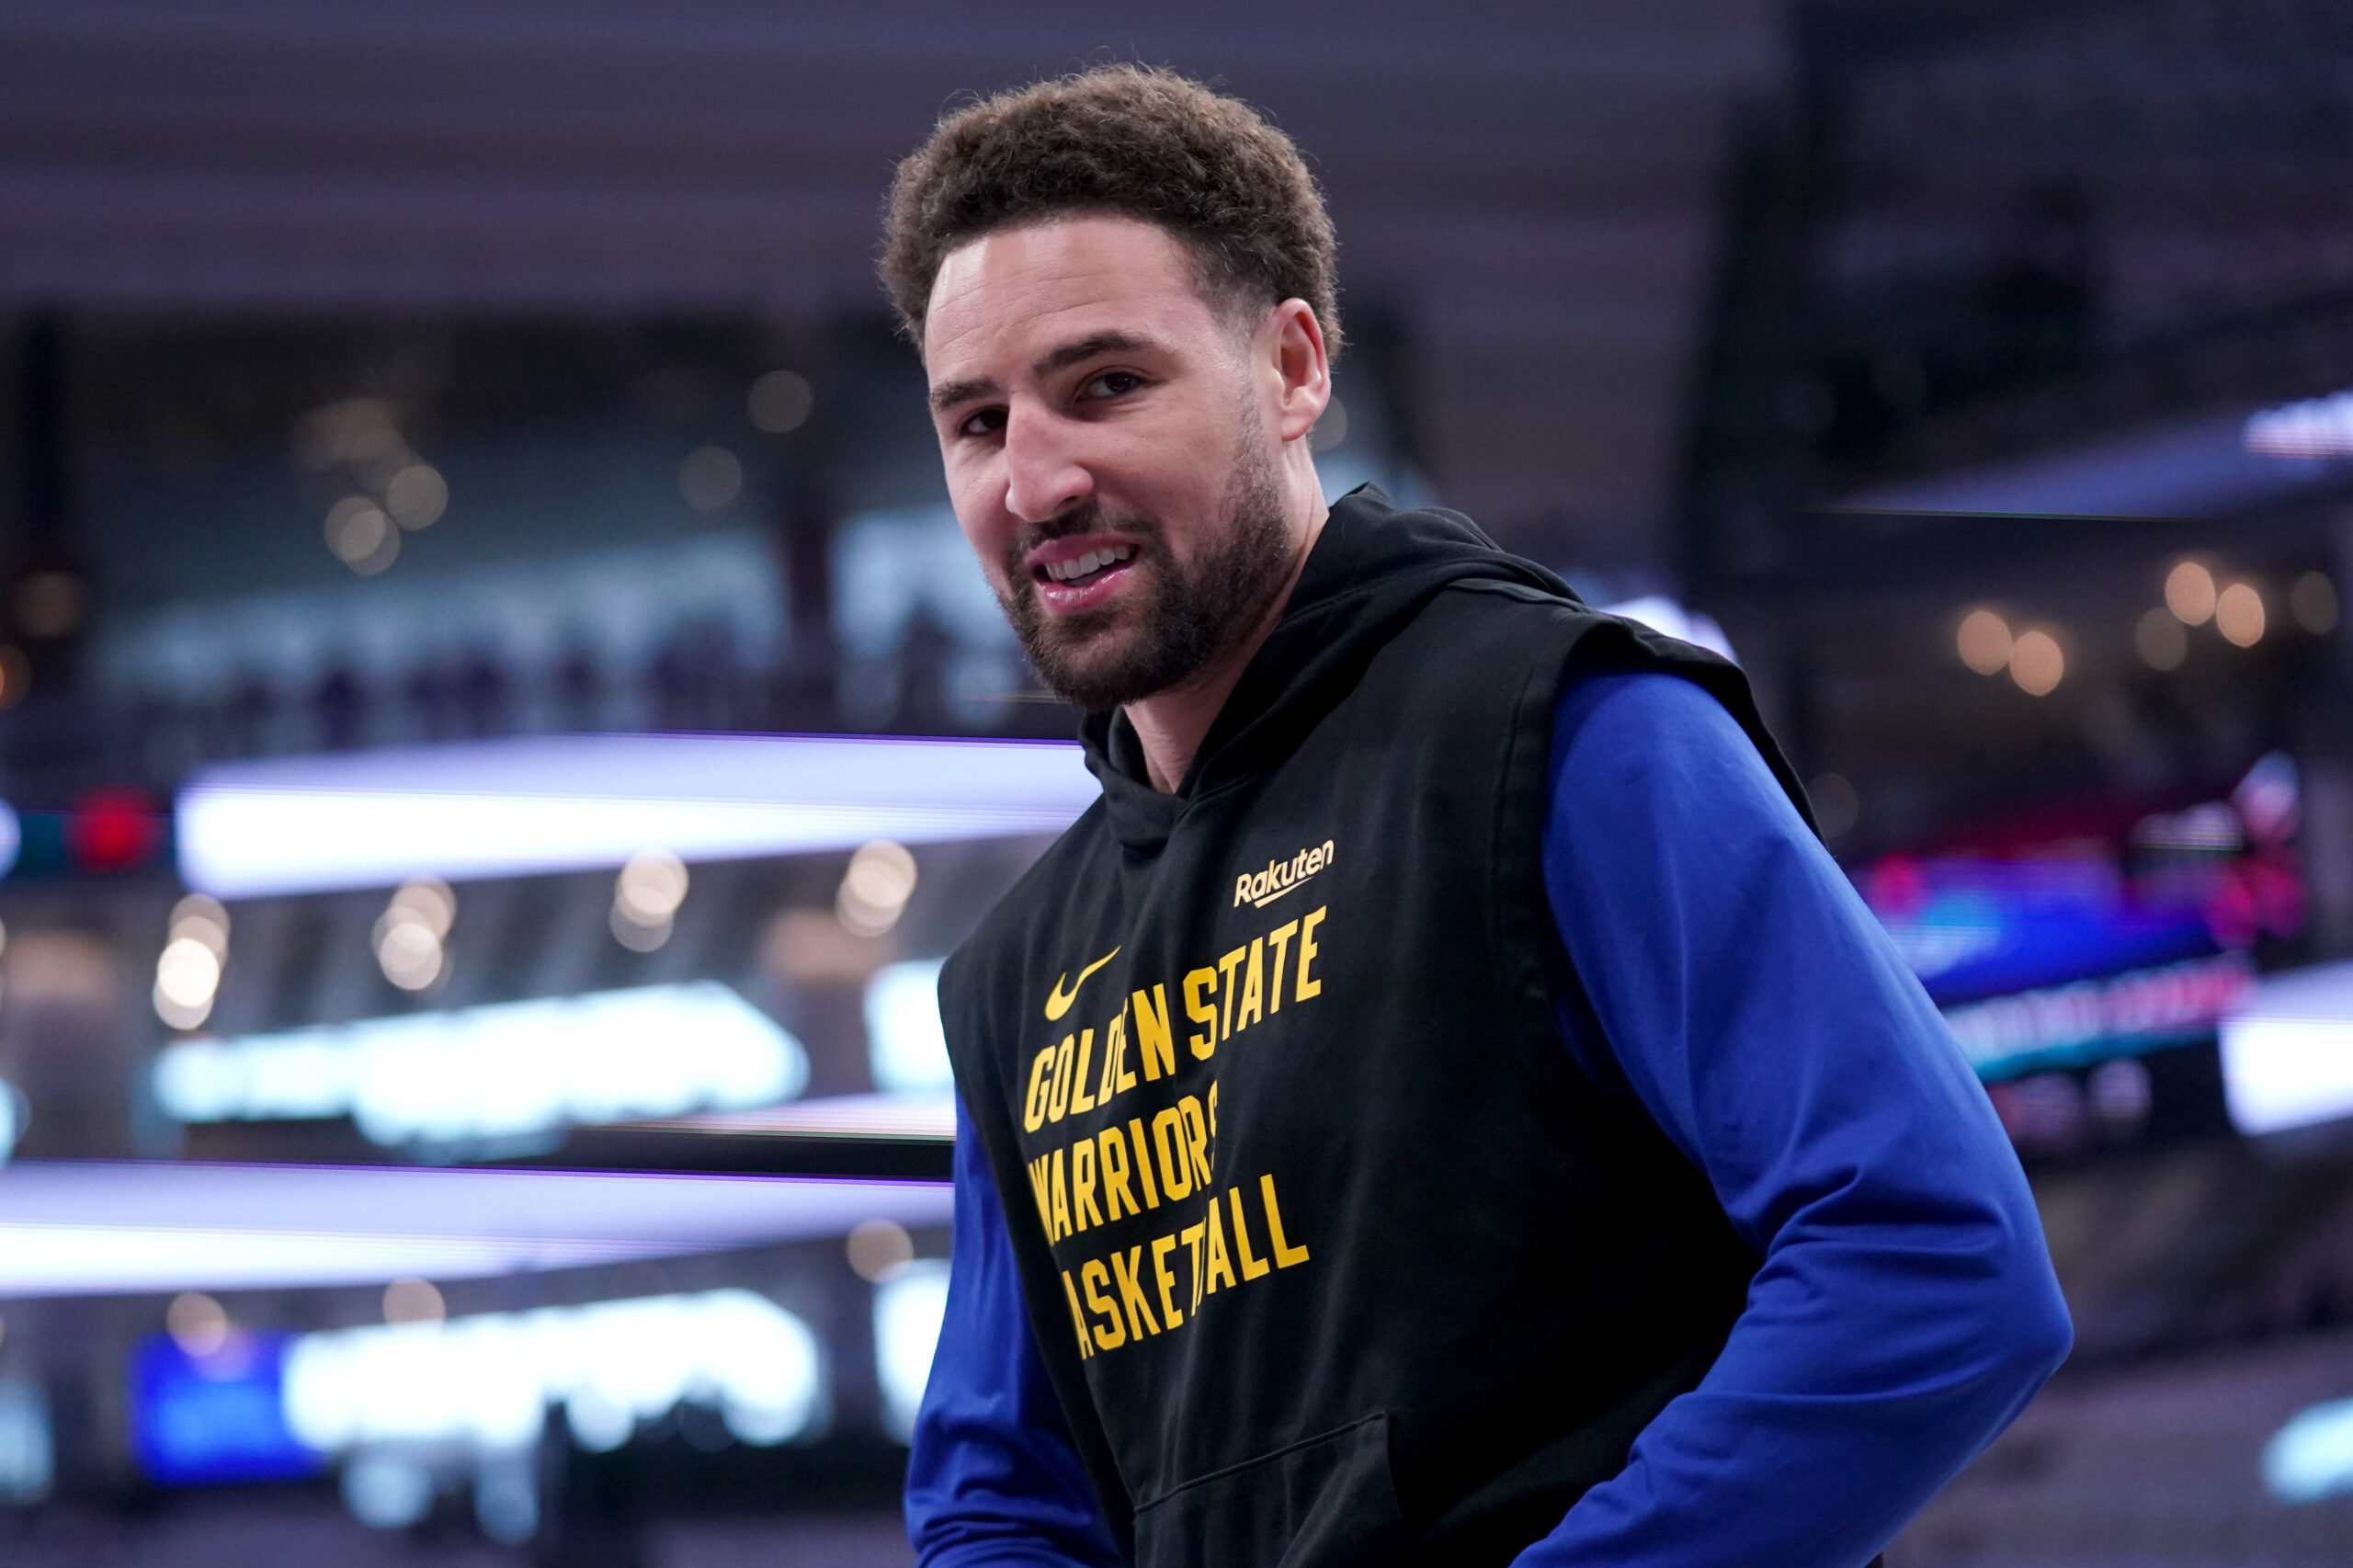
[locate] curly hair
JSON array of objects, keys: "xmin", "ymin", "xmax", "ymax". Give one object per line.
[{"xmin": 881, "ymin": 65, "xmax": 1341, "ymax": 358}]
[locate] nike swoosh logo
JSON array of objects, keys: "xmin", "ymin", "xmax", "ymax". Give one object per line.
[{"xmin": 1044, "ymin": 948, "xmax": 1120, "ymax": 1021}]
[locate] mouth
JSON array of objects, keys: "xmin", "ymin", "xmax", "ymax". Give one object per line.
[{"xmin": 1027, "ymin": 539, "xmax": 1142, "ymax": 616}]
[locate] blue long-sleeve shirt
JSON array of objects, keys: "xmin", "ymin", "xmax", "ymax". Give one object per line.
[{"xmin": 907, "ymin": 670, "xmax": 2072, "ymax": 1567}]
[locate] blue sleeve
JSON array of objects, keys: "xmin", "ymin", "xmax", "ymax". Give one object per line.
[
  {"xmin": 904, "ymin": 1096, "xmax": 1121, "ymax": 1568},
  {"xmin": 1518, "ymin": 671, "xmax": 2072, "ymax": 1568}
]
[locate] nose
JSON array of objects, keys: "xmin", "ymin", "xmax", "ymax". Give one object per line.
[{"xmin": 1001, "ymin": 407, "xmax": 1094, "ymax": 526}]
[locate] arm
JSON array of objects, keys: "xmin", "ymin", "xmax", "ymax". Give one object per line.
[
  {"xmin": 1519, "ymin": 671, "xmax": 2072, "ymax": 1568},
  {"xmin": 905, "ymin": 1096, "xmax": 1122, "ymax": 1568}
]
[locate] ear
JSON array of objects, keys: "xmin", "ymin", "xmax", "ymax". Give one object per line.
[{"xmin": 1259, "ymin": 298, "xmax": 1332, "ymax": 446}]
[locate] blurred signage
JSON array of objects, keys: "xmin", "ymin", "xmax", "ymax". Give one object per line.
[
  {"xmin": 131, "ymin": 1331, "xmax": 320, "ymax": 1486},
  {"xmin": 284, "ymin": 1290, "xmax": 823, "ymax": 1456},
  {"xmin": 1861, "ymin": 754, "xmax": 2302, "ymax": 1087},
  {"xmin": 153, "ymin": 982, "xmax": 807, "ymax": 1149},
  {"xmin": 1943, "ymin": 951, "xmax": 2253, "ymax": 1081}
]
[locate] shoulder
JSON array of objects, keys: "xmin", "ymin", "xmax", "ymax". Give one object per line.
[{"xmin": 1546, "ymin": 667, "xmax": 1814, "ymax": 862}]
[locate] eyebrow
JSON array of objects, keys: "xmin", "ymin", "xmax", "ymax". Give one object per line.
[{"xmin": 927, "ymin": 330, "xmax": 1166, "ymax": 415}]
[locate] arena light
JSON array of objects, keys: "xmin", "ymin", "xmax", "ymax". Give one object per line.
[
  {"xmin": 284, "ymin": 1289, "xmax": 825, "ymax": 1456},
  {"xmin": 0, "ymin": 1162, "xmax": 953, "ymax": 1297},
  {"xmin": 2221, "ymin": 960, "xmax": 2353, "ymax": 1136},
  {"xmin": 2245, "ymin": 388, "xmax": 2353, "ymax": 459},
  {"xmin": 2268, "ymin": 1397, "xmax": 2353, "ymax": 1502},
  {"xmin": 873, "ymin": 1260, "xmax": 951, "ymax": 1442},
  {"xmin": 153, "ymin": 982, "xmax": 808, "ymax": 1149},
  {"xmin": 867, "ymin": 959, "xmax": 953, "ymax": 1095},
  {"xmin": 176, "ymin": 733, "xmax": 1097, "ymax": 898}
]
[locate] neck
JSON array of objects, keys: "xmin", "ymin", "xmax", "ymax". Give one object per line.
[{"xmin": 1123, "ymin": 468, "xmax": 1326, "ymax": 793}]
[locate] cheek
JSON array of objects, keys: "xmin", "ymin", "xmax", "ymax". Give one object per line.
[{"xmin": 949, "ymin": 499, "xmax": 1017, "ymax": 589}]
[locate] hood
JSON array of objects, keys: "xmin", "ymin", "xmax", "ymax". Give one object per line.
[{"xmin": 1080, "ymin": 485, "xmax": 1583, "ymax": 855}]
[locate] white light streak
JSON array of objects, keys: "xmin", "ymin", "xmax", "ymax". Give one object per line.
[
  {"xmin": 177, "ymin": 733, "xmax": 1097, "ymax": 898},
  {"xmin": 153, "ymin": 982, "xmax": 807, "ymax": 1147},
  {"xmin": 0, "ymin": 1162, "xmax": 953, "ymax": 1297}
]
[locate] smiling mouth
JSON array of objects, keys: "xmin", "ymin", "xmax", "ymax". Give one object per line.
[{"xmin": 1035, "ymin": 544, "xmax": 1138, "ymax": 587}]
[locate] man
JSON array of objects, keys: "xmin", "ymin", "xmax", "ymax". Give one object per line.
[{"xmin": 882, "ymin": 66, "xmax": 2070, "ymax": 1568}]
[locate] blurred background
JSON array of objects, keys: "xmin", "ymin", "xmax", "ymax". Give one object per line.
[{"xmin": 0, "ymin": 0, "xmax": 2349, "ymax": 1562}]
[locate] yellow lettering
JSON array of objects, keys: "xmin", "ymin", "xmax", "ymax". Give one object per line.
[
  {"xmin": 1097, "ymin": 1127, "xmax": 1140, "ymax": 1221},
  {"xmin": 1097, "ymin": 1008, "xmax": 1133, "ymax": 1103},
  {"xmin": 1296, "ymin": 906, "xmax": 1325, "ymax": 1002},
  {"xmin": 1047, "ymin": 1035, "xmax": 1074, "ymax": 1123},
  {"xmin": 1110, "ymin": 1246, "xmax": 1160, "ymax": 1340},
  {"xmin": 1180, "ymin": 1221, "xmax": 1207, "ymax": 1311},
  {"xmin": 1060, "ymin": 1270, "xmax": 1093, "ymax": 1358},
  {"xmin": 1203, "ymin": 1193, "xmax": 1237, "ymax": 1294},
  {"xmin": 1177, "ymin": 1094, "xmax": 1212, "ymax": 1188},
  {"xmin": 1151, "ymin": 1107, "xmax": 1194, "ymax": 1200},
  {"xmin": 1261, "ymin": 1174, "xmax": 1310, "ymax": 1267},
  {"xmin": 1207, "ymin": 1080, "xmax": 1218, "ymax": 1138},
  {"xmin": 1227, "ymin": 1187, "xmax": 1271, "ymax": 1280},
  {"xmin": 1025, "ymin": 1154, "xmax": 1054, "ymax": 1236},
  {"xmin": 1048, "ymin": 1147, "xmax": 1070, "ymax": 1243},
  {"xmin": 1024, "ymin": 1047, "xmax": 1055, "ymax": 1132},
  {"xmin": 1266, "ymin": 920, "xmax": 1299, "ymax": 1014},
  {"xmin": 1216, "ymin": 947, "xmax": 1246, "ymax": 1040},
  {"xmin": 1235, "ymin": 937, "xmax": 1265, "ymax": 1034},
  {"xmin": 1182, "ymin": 967, "xmax": 1218, "ymax": 1061},
  {"xmin": 1081, "ymin": 1259, "xmax": 1124, "ymax": 1351},
  {"xmin": 1133, "ymin": 985, "xmax": 1176, "ymax": 1081},
  {"xmin": 1068, "ymin": 1028, "xmax": 1097, "ymax": 1115},
  {"xmin": 1071, "ymin": 1139, "xmax": 1102, "ymax": 1233},
  {"xmin": 1128, "ymin": 1117, "xmax": 1162, "ymax": 1209},
  {"xmin": 1151, "ymin": 1234, "xmax": 1185, "ymax": 1330}
]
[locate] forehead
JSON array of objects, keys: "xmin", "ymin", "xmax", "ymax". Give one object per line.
[{"xmin": 923, "ymin": 215, "xmax": 1220, "ymax": 378}]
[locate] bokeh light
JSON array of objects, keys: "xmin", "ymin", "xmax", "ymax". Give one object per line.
[
  {"xmin": 165, "ymin": 1292, "xmax": 230, "ymax": 1358},
  {"xmin": 374, "ymin": 878, "xmax": 454, "ymax": 992},
  {"xmin": 1957, "ymin": 608, "xmax": 2013, "ymax": 675},
  {"xmin": 2135, "ymin": 607, "xmax": 2188, "ymax": 671},
  {"xmin": 837, "ymin": 840, "xmax": 918, "ymax": 937},
  {"xmin": 382, "ymin": 1277, "xmax": 446, "ymax": 1325},
  {"xmin": 746, "ymin": 370, "xmax": 813, "ymax": 434},
  {"xmin": 2165, "ymin": 559, "xmax": 2218, "ymax": 625},
  {"xmin": 678, "ymin": 446, "xmax": 744, "ymax": 510},
  {"xmin": 2217, "ymin": 582, "xmax": 2267, "ymax": 648},
  {"xmin": 2292, "ymin": 571, "xmax": 2339, "ymax": 634},
  {"xmin": 846, "ymin": 1218, "xmax": 914, "ymax": 1284},
  {"xmin": 383, "ymin": 463, "xmax": 448, "ymax": 530},
  {"xmin": 2008, "ymin": 629, "xmax": 2064, "ymax": 696},
  {"xmin": 324, "ymin": 497, "xmax": 398, "ymax": 575}
]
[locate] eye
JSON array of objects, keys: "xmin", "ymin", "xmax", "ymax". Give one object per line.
[
  {"xmin": 956, "ymin": 406, "xmax": 1006, "ymax": 439},
  {"xmin": 1080, "ymin": 369, "xmax": 1146, "ymax": 401}
]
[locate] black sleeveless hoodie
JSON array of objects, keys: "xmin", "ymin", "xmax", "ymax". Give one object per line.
[{"xmin": 938, "ymin": 487, "xmax": 1813, "ymax": 1568}]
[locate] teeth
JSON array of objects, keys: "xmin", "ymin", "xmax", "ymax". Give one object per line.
[{"xmin": 1043, "ymin": 545, "xmax": 1136, "ymax": 584}]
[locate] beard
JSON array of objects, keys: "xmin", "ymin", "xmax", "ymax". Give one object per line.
[{"xmin": 995, "ymin": 429, "xmax": 1292, "ymax": 712}]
